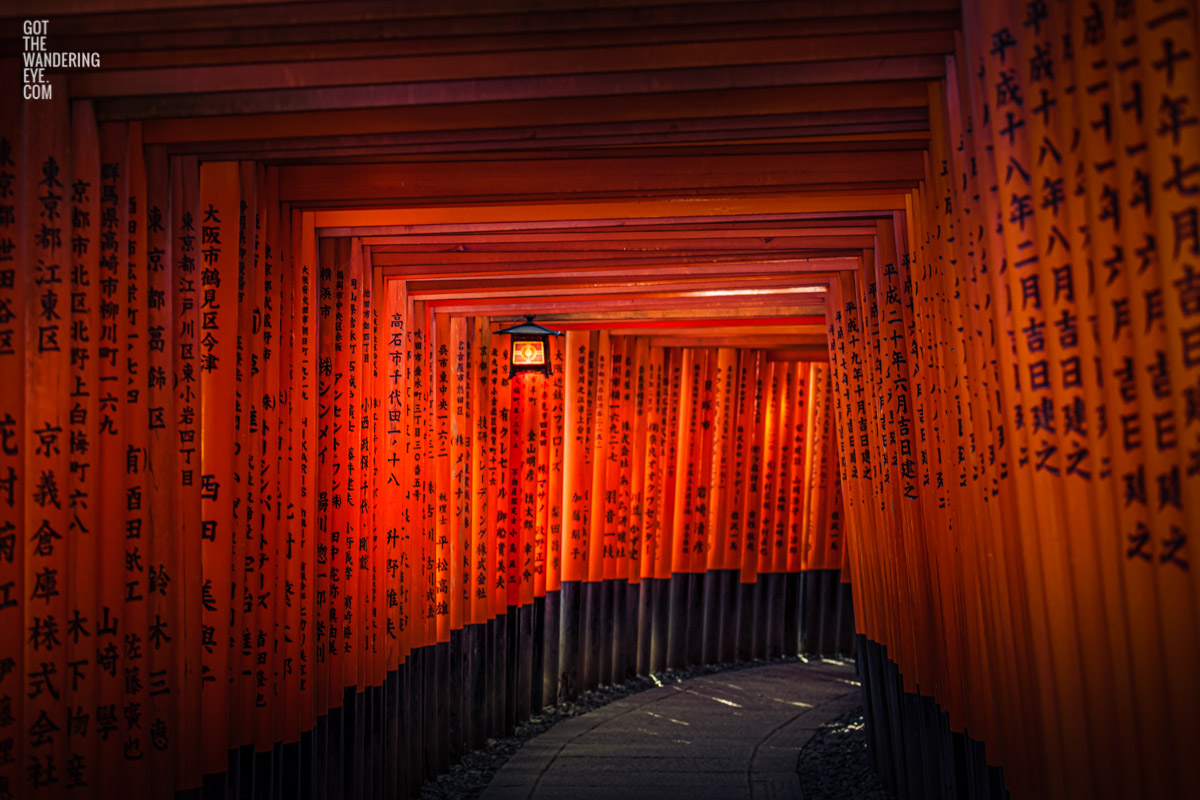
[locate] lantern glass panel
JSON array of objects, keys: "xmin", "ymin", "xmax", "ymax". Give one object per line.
[{"xmin": 512, "ymin": 338, "xmax": 546, "ymax": 367}]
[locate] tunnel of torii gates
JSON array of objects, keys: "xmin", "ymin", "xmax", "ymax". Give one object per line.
[{"xmin": 0, "ymin": 0, "xmax": 1199, "ymax": 798}]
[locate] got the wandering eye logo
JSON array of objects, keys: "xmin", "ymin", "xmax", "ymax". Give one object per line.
[{"xmin": 21, "ymin": 19, "xmax": 101, "ymax": 100}]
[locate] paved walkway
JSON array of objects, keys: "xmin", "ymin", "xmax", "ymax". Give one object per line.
[{"xmin": 481, "ymin": 659, "xmax": 863, "ymax": 800}]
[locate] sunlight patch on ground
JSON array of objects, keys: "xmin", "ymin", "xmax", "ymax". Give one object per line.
[
  {"xmin": 644, "ymin": 711, "xmax": 691, "ymax": 726},
  {"xmin": 770, "ymin": 697, "xmax": 814, "ymax": 708},
  {"xmin": 687, "ymin": 691, "xmax": 744, "ymax": 708}
]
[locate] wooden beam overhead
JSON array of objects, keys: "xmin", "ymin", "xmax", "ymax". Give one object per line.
[
  {"xmin": 407, "ymin": 276, "xmax": 830, "ymax": 301},
  {"xmin": 16, "ymin": 0, "xmax": 956, "ymax": 41},
  {"xmin": 528, "ymin": 324, "xmax": 828, "ymax": 338},
  {"xmin": 369, "ymin": 250, "xmax": 870, "ymax": 271},
  {"xmin": 68, "ymin": 33, "xmax": 953, "ymax": 98},
  {"xmin": 321, "ymin": 211, "xmax": 895, "ymax": 238},
  {"xmin": 766, "ymin": 348, "xmax": 831, "ymax": 361},
  {"xmin": 646, "ymin": 336, "xmax": 828, "ymax": 350},
  {"xmin": 428, "ymin": 291, "xmax": 827, "ymax": 316},
  {"xmin": 73, "ymin": 24, "xmax": 953, "ymax": 71},
  {"xmin": 139, "ymin": 82, "xmax": 932, "ymax": 140},
  {"xmin": 278, "ymin": 151, "xmax": 923, "ymax": 203},
  {"xmin": 361, "ymin": 226, "xmax": 876, "ymax": 246},
  {"xmin": 102, "ymin": 58, "xmax": 944, "ymax": 120},
  {"xmin": 156, "ymin": 108, "xmax": 928, "ymax": 159},
  {"xmin": 313, "ymin": 194, "xmax": 908, "ymax": 230},
  {"xmin": 373, "ymin": 261, "xmax": 853, "ymax": 284},
  {"xmin": 540, "ymin": 315, "xmax": 826, "ymax": 329},
  {"xmin": 517, "ymin": 308, "xmax": 827, "ymax": 323}
]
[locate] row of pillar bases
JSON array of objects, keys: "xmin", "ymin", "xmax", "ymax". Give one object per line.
[
  {"xmin": 560, "ymin": 570, "xmax": 856, "ymax": 693},
  {"xmin": 857, "ymin": 635, "xmax": 1010, "ymax": 800},
  {"xmin": 192, "ymin": 570, "xmax": 853, "ymax": 800}
]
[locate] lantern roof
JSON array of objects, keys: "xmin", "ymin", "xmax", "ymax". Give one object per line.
[{"xmin": 495, "ymin": 315, "xmax": 564, "ymax": 337}]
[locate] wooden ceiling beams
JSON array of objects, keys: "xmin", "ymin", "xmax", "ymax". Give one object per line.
[
  {"xmin": 405, "ymin": 274, "xmax": 832, "ymax": 301},
  {"xmin": 310, "ymin": 196, "xmax": 910, "ymax": 231},
  {"xmin": 155, "ymin": 109, "xmax": 929, "ymax": 161},
  {"xmin": 427, "ymin": 293, "xmax": 828, "ymax": 318},
  {"xmin": 132, "ymin": 81, "xmax": 932, "ymax": 140},
  {"xmin": 25, "ymin": 1, "xmax": 956, "ymax": 50},
  {"xmin": 2, "ymin": 0, "xmax": 959, "ymax": 354},
  {"xmin": 276, "ymin": 151, "xmax": 924, "ymax": 205},
  {"xmin": 71, "ymin": 32, "xmax": 954, "ymax": 98}
]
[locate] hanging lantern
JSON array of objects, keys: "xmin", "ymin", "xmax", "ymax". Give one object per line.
[{"xmin": 495, "ymin": 315, "xmax": 564, "ymax": 377}]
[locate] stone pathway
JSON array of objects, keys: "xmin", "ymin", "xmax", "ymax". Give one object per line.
[{"xmin": 480, "ymin": 659, "xmax": 863, "ymax": 800}]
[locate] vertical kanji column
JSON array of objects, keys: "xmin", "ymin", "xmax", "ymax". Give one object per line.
[{"xmin": 197, "ymin": 161, "xmax": 239, "ymax": 776}]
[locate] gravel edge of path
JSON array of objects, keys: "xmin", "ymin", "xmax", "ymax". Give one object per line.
[{"xmin": 796, "ymin": 705, "xmax": 893, "ymax": 800}]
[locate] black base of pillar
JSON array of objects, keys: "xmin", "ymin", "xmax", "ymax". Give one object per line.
[
  {"xmin": 750, "ymin": 578, "xmax": 767, "ymax": 659},
  {"xmin": 503, "ymin": 608, "xmax": 518, "ymax": 735},
  {"xmin": 686, "ymin": 572, "xmax": 704, "ymax": 667},
  {"xmin": 783, "ymin": 571, "xmax": 801, "ymax": 656},
  {"xmin": 517, "ymin": 603, "xmax": 533, "ymax": 722},
  {"xmin": 718, "ymin": 570, "xmax": 738, "ymax": 663},
  {"xmin": 735, "ymin": 578, "xmax": 753, "ymax": 661},
  {"xmin": 598, "ymin": 580, "xmax": 615, "ymax": 685},
  {"xmin": 541, "ymin": 590, "xmax": 559, "ymax": 709},
  {"xmin": 666, "ymin": 572, "xmax": 688, "ymax": 668},
  {"xmin": 650, "ymin": 577, "xmax": 669, "ymax": 673},
  {"xmin": 557, "ymin": 581, "xmax": 581, "ymax": 702},
  {"xmin": 448, "ymin": 629, "xmax": 464, "ymax": 764},
  {"xmin": 856, "ymin": 635, "xmax": 1008, "ymax": 800},
  {"xmin": 609, "ymin": 578, "xmax": 625, "ymax": 684},
  {"xmin": 799, "ymin": 569, "xmax": 857, "ymax": 657},
  {"xmin": 621, "ymin": 581, "xmax": 639, "ymax": 682},
  {"xmin": 581, "ymin": 581, "xmax": 601, "ymax": 691},
  {"xmin": 636, "ymin": 577, "xmax": 653, "ymax": 675},
  {"xmin": 700, "ymin": 569, "xmax": 720, "ymax": 665},
  {"xmin": 764, "ymin": 572, "xmax": 783, "ymax": 658},
  {"xmin": 433, "ymin": 640, "xmax": 450, "ymax": 775},
  {"xmin": 466, "ymin": 624, "xmax": 487, "ymax": 750}
]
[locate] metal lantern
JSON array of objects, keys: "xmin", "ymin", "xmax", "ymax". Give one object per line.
[{"xmin": 495, "ymin": 315, "xmax": 564, "ymax": 377}]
